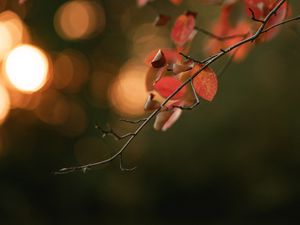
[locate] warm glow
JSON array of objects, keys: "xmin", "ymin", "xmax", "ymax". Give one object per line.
[
  {"xmin": 53, "ymin": 49, "xmax": 89, "ymax": 93},
  {"xmin": 0, "ymin": 85, "xmax": 10, "ymax": 125},
  {"xmin": 54, "ymin": 0, "xmax": 105, "ymax": 40},
  {"xmin": 0, "ymin": 11, "xmax": 29, "ymax": 61},
  {"xmin": 5, "ymin": 44, "xmax": 49, "ymax": 93},
  {"xmin": 109, "ymin": 61, "xmax": 148, "ymax": 117}
]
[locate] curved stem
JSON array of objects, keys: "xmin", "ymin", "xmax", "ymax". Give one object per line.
[{"xmin": 56, "ymin": 0, "xmax": 296, "ymax": 174}]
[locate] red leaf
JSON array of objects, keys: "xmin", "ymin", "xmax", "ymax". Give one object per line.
[
  {"xmin": 171, "ymin": 13, "xmax": 196, "ymax": 46},
  {"xmin": 137, "ymin": 0, "xmax": 150, "ymax": 7},
  {"xmin": 153, "ymin": 76, "xmax": 186, "ymax": 100},
  {"xmin": 225, "ymin": 21, "xmax": 252, "ymax": 61},
  {"xmin": 169, "ymin": 0, "xmax": 183, "ymax": 5},
  {"xmin": 145, "ymin": 66, "xmax": 168, "ymax": 91},
  {"xmin": 260, "ymin": 1, "xmax": 288, "ymax": 41},
  {"xmin": 153, "ymin": 14, "xmax": 171, "ymax": 26},
  {"xmin": 151, "ymin": 49, "xmax": 166, "ymax": 68},
  {"xmin": 145, "ymin": 49, "xmax": 181, "ymax": 66},
  {"xmin": 245, "ymin": 0, "xmax": 267, "ymax": 19},
  {"xmin": 205, "ymin": 5, "xmax": 253, "ymax": 62},
  {"xmin": 244, "ymin": 0, "xmax": 289, "ymax": 42},
  {"xmin": 204, "ymin": 5, "xmax": 232, "ymax": 55},
  {"xmin": 192, "ymin": 65, "xmax": 218, "ymax": 101}
]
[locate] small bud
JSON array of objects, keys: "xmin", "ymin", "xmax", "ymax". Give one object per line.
[
  {"xmin": 151, "ymin": 49, "xmax": 166, "ymax": 68},
  {"xmin": 153, "ymin": 14, "xmax": 171, "ymax": 26},
  {"xmin": 185, "ymin": 10, "xmax": 197, "ymax": 18}
]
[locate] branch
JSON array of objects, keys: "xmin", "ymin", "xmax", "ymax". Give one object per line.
[
  {"xmin": 119, "ymin": 118, "xmax": 147, "ymax": 124},
  {"xmin": 262, "ymin": 15, "xmax": 300, "ymax": 34},
  {"xmin": 195, "ymin": 26, "xmax": 249, "ymax": 41},
  {"xmin": 95, "ymin": 124, "xmax": 135, "ymax": 140},
  {"xmin": 119, "ymin": 154, "xmax": 137, "ymax": 172},
  {"xmin": 173, "ymin": 82, "xmax": 200, "ymax": 110},
  {"xmin": 217, "ymin": 50, "xmax": 236, "ymax": 78},
  {"xmin": 179, "ymin": 52, "xmax": 202, "ymax": 64},
  {"xmin": 248, "ymin": 8, "xmax": 265, "ymax": 23},
  {"xmin": 56, "ymin": 0, "xmax": 297, "ymax": 174}
]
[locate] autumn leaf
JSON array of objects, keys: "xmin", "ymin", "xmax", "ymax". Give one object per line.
[
  {"xmin": 244, "ymin": 0, "xmax": 289, "ymax": 42},
  {"xmin": 153, "ymin": 76, "xmax": 186, "ymax": 100},
  {"xmin": 137, "ymin": 0, "xmax": 150, "ymax": 7},
  {"xmin": 153, "ymin": 14, "xmax": 171, "ymax": 26},
  {"xmin": 151, "ymin": 49, "xmax": 166, "ymax": 68},
  {"xmin": 169, "ymin": 0, "xmax": 183, "ymax": 5},
  {"xmin": 205, "ymin": 4, "xmax": 252, "ymax": 61},
  {"xmin": 145, "ymin": 48, "xmax": 181, "ymax": 66},
  {"xmin": 171, "ymin": 12, "xmax": 196, "ymax": 46},
  {"xmin": 192, "ymin": 65, "xmax": 218, "ymax": 101}
]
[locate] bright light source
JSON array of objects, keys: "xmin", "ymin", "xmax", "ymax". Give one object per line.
[
  {"xmin": 5, "ymin": 44, "xmax": 49, "ymax": 93},
  {"xmin": 0, "ymin": 85, "xmax": 10, "ymax": 125}
]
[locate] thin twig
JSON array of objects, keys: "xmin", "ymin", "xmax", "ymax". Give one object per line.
[
  {"xmin": 180, "ymin": 52, "xmax": 219, "ymax": 64},
  {"xmin": 195, "ymin": 26, "xmax": 249, "ymax": 41},
  {"xmin": 179, "ymin": 52, "xmax": 201, "ymax": 64},
  {"xmin": 262, "ymin": 15, "xmax": 300, "ymax": 34},
  {"xmin": 95, "ymin": 124, "xmax": 135, "ymax": 140},
  {"xmin": 119, "ymin": 118, "xmax": 147, "ymax": 124},
  {"xmin": 56, "ymin": 0, "xmax": 298, "ymax": 174},
  {"xmin": 119, "ymin": 154, "xmax": 137, "ymax": 172},
  {"xmin": 217, "ymin": 50, "xmax": 236, "ymax": 78},
  {"xmin": 249, "ymin": 8, "xmax": 265, "ymax": 23},
  {"xmin": 173, "ymin": 82, "xmax": 200, "ymax": 110}
]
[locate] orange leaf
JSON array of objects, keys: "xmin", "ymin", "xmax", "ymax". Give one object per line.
[
  {"xmin": 145, "ymin": 66, "xmax": 168, "ymax": 92},
  {"xmin": 153, "ymin": 14, "xmax": 171, "ymax": 26},
  {"xmin": 153, "ymin": 76, "xmax": 186, "ymax": 100},
  {"xmin": 171, "ymin": 13, "xmax": 196, "ymax": 46},
  {"xmin": 169, "ymin": 0, "xmax": 183, "ymax": 5},
  {"xmin": 245, "ymin": 0, "xmax": 289, "ymax": 42},
  {"xmin": 192, "ymin": 65, "xmax": 218, "ymax": 101},
  {"xmin": 136, "ymin": 0, "xmax": 151, "ymax": 7},
  {"xmin": 145, "ymin": 48, "xmax": 181, "ymax": 66},
  {"xmin": 151, "ymin": 49, "xmax": 166, "ymax": 68}
]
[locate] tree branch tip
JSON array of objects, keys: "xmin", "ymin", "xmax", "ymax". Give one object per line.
[
  {"xmin": 120, "ymin": 165, "xmax": 138, "ymax": 172},
  {"xmin": 248, "ymin": 7, "xmax": 265, "ymax": 23},
  {"xmin": 119, "ymin": 118, "xmax": 147, "ymax": 124},
  {"xmin": 59, "ymin": 0, "xmax": 297, "ymax": 175}
]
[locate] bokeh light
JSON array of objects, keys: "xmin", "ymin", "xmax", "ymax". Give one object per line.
[
  {"xmin": 109, "ymin": 60, "xmax": 148, "ymax": 117},
  {"xmin": 89, "ymin": 70, "xmax": 114, "ymax": 107},
  {"xmin": 58, "ymin": 101, "xmax": 88, "ymax": 137},
  {"xmin": 0, "ymin": 84, "xmax": 10, "ymax": 125},
  {"xmin": 129, "ymin": 23, "xmax": 170, "ymax": 58},
  {"xmin": 53, "ymin": 49, "xmax": 89, "ymax": 93},
  {"xmin": 54, "ymin": 0, "xmax": 106, "ymax": 40},
  {"xmin": 4, "ymin": 44, "xmax": 49, "ymax": 93},
  {"xmin": 0, "ymin": 10, "xmax": 30, "ymax": 61},
  {"xmin": 34, "ymin": 89, "xmax": 69, "ymax": 126},
  {"xmin": 9, "ymin": 91, "xmax": 40, "ymax": 110}
]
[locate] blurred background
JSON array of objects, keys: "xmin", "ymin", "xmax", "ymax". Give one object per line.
[{"xmin": 0, "ymin": 0, "xmax": 299, "ymax": 224}]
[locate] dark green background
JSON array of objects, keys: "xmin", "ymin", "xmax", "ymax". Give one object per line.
[{"xmin": 0, "ymin": 0, "xmax": 299, "ymax": 224}]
